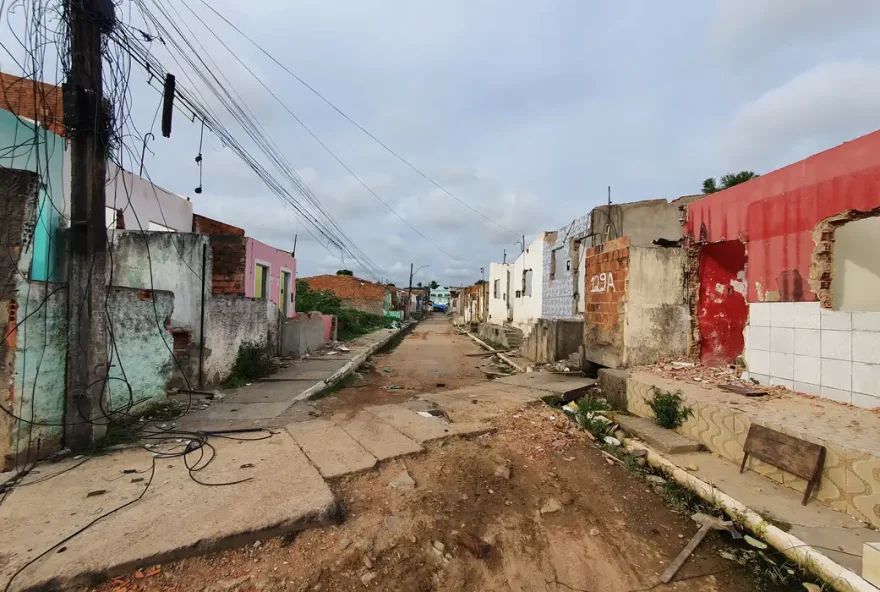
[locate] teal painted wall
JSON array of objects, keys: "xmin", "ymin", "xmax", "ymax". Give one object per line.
[
  {"xmin": 11, "ymin": 283, "xmax": 67, "ymax": 450},
  {"xmin": 106, "ymin": 288, "xmax": 175, "ymax": 411},
  {"xmin": 0, "ymin": 109, "xmax": 66, "ymax": 281},
  {"xmin": 10, "ymin": 285, "xmax": 176, "ymax": 454}
]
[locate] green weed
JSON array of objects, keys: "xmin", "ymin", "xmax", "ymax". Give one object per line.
[{"xmin": 647, "ymin": 388, "xmax": 693, "ymax": 429}]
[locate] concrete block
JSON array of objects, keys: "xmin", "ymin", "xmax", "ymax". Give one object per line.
[
  {"xmin": 598, "ymin": 368, "xmax": 629, "ymax": 410},
  {"xmin": 612, "ymin": 414, "xmax": 702, "ymax": 454},
  {"xmin": 287, "ymin": 420, "xmax": 377, "ymax": 478},
  {"xmin": 366, "ymin": 405, "xmax": 459, "ymax": 443},
  {"xmin": 340, "ymin": 412, "xmax": 424, "ymax": 461},
  {"xmin": 863, "ymin": 542, "xmax": 880, "ymax": 587}
]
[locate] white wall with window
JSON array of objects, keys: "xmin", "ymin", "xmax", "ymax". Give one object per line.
[
  {"xmin": 488, "ymin": 262, "xmax": 512, "ymax": 325},
  {"xmin": 510, "ymin": 233, "xmax": 546, "ymax": 335}
]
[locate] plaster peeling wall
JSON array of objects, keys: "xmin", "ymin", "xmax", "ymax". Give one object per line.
[
  {"xmin": 698, "ymin": 241, "xmax": 748, "ymax": 366},
  {"xmin": 203, "ymin": 295, "xmax": 270, "ymax": 387},
  {"xmin": 110, "ymin": 231, "xmax": 210, "ymax": 342},
  {"xmin": 623, "ymin": 247, "xmax": 689, "ymax": 366},
  {"xmin": 106, "ymin": 287, "xmax": 175, "ymax": 411}
]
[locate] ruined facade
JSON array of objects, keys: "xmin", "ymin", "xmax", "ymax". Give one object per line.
[{"xmin": 687, "ymin": 129, "xmax": 880, "ymax": 407}]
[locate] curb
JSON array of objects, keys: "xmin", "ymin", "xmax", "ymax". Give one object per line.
[
  {"xmin": 293, "ymin": 322, "xmax": 415, "ymax": 403},
  {"xmin": 622, "ymin": 438, "xmax": 878, "ymax": 592}
]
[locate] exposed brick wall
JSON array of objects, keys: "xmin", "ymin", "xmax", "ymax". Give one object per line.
[
  {"xmin": 210, "ymin": 235, "xmax": 246, "ymax": 296},
  {"xmin": 340, "ymin": 298, "xmax": 385, "ymax": 316},
  {"xmin": 302, "ymin": 275, "xmax": 386, "ymax": 302},
  {"xmin": 0, "ymin": 73, "xmax": 64, "ymax": 136},
  {"xmin": 192, "ymin": 213, "xmax": 245, "ymax": 236},
  {"xmin": 584, "ymin": 237, "xmax": 629, "ymax": 358}
]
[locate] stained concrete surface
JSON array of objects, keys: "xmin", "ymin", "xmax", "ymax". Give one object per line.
[
  {"xmin": 612, "ymin": 414, "xmax": 703, "ymax": 454},
  {"xmin": 338, "ymin": 411, "xmax": 425, "ymax": 461},
  {"xmin": 174, "ymin": 328, "xmax": 402, "ymax": 432},
  {"xmin": 493, "ymin": 372, "xmax": 596, "ymax": 398},
  {"xmin": 0, "ymin": 432, "xmax": 336, "ymax": 592},
  {"xmin": 667, "ymin": 450, "xmax": 873, "ymax": 573},
  {"xmin": 287, "ymin": 420, "xmax": 377, "ymax": 478}
]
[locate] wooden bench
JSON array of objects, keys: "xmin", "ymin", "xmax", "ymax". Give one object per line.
[{"xmin": 739, "ymin": 424, "xmax": 826, "ymax": 505}]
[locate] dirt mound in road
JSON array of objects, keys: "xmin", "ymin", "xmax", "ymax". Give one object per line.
[{"xmin": 107, "ymin": 407, "xmax": 774, "ymax": 592}]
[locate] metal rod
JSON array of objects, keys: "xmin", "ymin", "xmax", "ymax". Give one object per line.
[{"xmin": 198, "ymin": 242, "xmax": 207, "ymax": 389}]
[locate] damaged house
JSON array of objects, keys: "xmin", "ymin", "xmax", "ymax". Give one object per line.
[{"xmin": 687, "ymin": 129, "xmax": 880, "ymax": 408}]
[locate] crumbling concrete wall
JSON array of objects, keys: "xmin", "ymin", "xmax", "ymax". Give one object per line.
[
  {"xmin": 584, "ymin": 238, "xmax": 688, "ymax": 369},
  {"xmin": 110, "ymin": 231, "xmax": 211, "ymax": 345},
  {"xmin": 281, "ymin": 312, "xmax": 328, "ymax": 357},
  {"xmin": 203, "ymin": 295, "xmax": 270, "ymax": 386},
  {"xmin": 591, "ymin": 198, "xmax": 689, "ymax": 248},
  {"xmin": 106, "ymin": 287, "xmax": 175, "ymax": 410},
  {"xmin": 623, "ymin": 247, "xmax": 689, "ymax": 366},
  {"xmin": 522, "ymin": 319, "xmax": 584, "ymax": 364}
]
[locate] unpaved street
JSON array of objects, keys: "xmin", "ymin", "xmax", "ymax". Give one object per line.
[{"xmin": 98, "ymin": 317, "xmax": 784, "ymax": 592}]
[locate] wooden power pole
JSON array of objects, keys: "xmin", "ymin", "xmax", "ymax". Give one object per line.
[{"xmin": 64, "ymin": 0, "xmax": 111, "ymax": 450}]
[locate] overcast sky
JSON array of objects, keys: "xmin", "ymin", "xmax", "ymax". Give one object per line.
[{"xmin": 8, "ymin": 0, "xmax": 880, "ymax": 286}]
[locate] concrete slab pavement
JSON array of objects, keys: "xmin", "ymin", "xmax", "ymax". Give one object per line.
[
  {"xmin": 0, "ymin": 432, "xmax": 336, "ymax": 592},
  {"xmin": 338, "ymin": 411, "xmax": 425, "ymax": 461},
  {"xmin": 494, "ymin": 372, "xmax": 596, "ymax": 399},
  {"xmin": 286, "ymin": 420, "xmax": 377, "ymax": 478},
  {"xmin": 666, "ymin": 450, "xmax": 873, "ymax": 573},
  {"xmin": 174, "ymin": 326, "xmax": 406, "ymax": 432}
]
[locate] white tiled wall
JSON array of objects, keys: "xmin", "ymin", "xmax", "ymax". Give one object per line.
[{"xmin": 745, "ymin": 302, "xmax": 880, "ymax": 408}]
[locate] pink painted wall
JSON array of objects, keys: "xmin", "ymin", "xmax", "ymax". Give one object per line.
[
  {"xmin": 245, "ymin": 238, "xmax": 297, "ymax": 318},
  {"xmin": 322, "ymin": 314, "xmax": 334, "ymax": 340}
]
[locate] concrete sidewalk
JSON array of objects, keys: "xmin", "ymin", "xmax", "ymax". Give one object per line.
[
  {"xmin": 0, "ymin": 432, "xmax": 336, "ymax": 592},
  {"xmin": 174, "ymin": 326, "xmax": 406, "ymax": 431}
]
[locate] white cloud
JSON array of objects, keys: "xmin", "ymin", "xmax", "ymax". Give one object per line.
[
  {"xmin": 723, "ymin": 60, "xmax": 880, "ymax": 169},
  {"xmin": 712, "ymin": 0, "xmax": 880, "ymax": 55}
]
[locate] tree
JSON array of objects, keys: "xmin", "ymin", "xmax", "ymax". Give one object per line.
[
  {"xmin": 429, "ymin": 280, "xmax": 440, "ymax": 290},
  {"xmin": 702, "ymin": 171, "xmax": 758, "ymax": 194},
  {"xmin": 416, "ymin": 281, "xmax": 423, "ymax": 288},
  {"xmin": 336, "ymin": 269, "xmax": 354, "ymax": 276},
  {"xmin": 475, "ymin": 279, "xmax": 487, "ymax": 285}
]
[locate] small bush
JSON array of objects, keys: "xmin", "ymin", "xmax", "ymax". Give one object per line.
[
  {"xmin": 647, "ymin": 388, "xmax": 693, "ymax": 429},
  {"xmin": 226, "ymin": 341, "xmax": 275, "ymax": 387},
  {"xmin": 574, "ymin": 395, "xmax": 612, "ymax": 438}
]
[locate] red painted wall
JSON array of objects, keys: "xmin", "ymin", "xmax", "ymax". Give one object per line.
[
  {"xmin": 698, "ymin": 241, "xmax": 748, "ymax": 365},
  {"xmin": 687, "ymin": 129, "xmax": 880, "ymax": 302}
]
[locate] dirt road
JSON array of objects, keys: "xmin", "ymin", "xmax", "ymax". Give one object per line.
[
  {"xmin": 317, "ymin": 315, "xmax": 491, "ymax": 418},
  {"xmin": 98, "ymin": 317, "xmax": 789, "ymax": 592}
]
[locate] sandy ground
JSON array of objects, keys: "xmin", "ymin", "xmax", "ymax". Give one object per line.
[
  {"xmin": 92, "ymin": 318, "xmax": 786, "ymax": 592},
  {"xmin": 317, "ymin": 315, "xmax": 493, "ymax": 419}
]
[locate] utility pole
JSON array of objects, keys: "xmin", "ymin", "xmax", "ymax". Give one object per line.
[
  {"xmin": 521, "ymin": 234, "xmax": 525, "ymax": 253},
  {"xmin": 64, "ymin": 0, "xmax": 111, "ymax": 451},
  {"xmin": 291, "ymin": 233, "xmax": 297, "ymax": 257},
  {"xmin": 406, "ymin": 263, "xmax": 414, "ymax": 320}
]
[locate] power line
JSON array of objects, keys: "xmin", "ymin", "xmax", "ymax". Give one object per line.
[
  {"xmin": 109, "ymin": 9, "xmax": 390, "ymax": 281},
  {"xmin": 193, "ymin": 0, "xmax": 521, "ymax": 242},
  {"xmin": 170, "ymin": 0, "xmax": 478, "ymax": 270}
]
